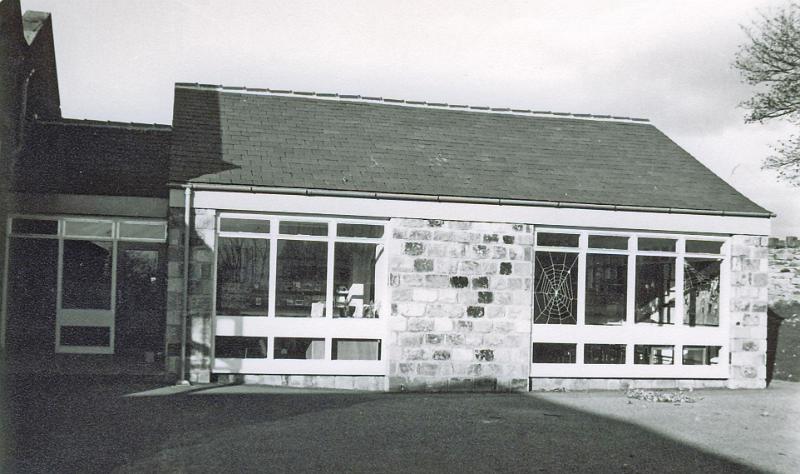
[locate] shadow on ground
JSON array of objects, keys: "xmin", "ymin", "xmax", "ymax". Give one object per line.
[{"xmin": 1, "ymin": 375, "xmax": 776, "ymax": 473}]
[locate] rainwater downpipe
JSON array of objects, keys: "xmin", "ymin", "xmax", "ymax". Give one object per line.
[{"xmin": 177, "ymin": 186, "xmax": 192, "ymax": 385}]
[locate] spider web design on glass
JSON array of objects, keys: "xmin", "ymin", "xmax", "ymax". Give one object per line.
[{"xmin": 534, "ymin": 252, "xmax": 579, "ymax": 324}]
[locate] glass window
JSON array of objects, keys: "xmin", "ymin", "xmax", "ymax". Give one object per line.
[
  {"xmin": 334, "ymin": 243, "xmax": 380, "ymax": 318},
  {"xmin": 684, "ymin": 258, "xmax": 721, "ymax": 326},
  {"xmin": 637, "ymin": 238, "xmax": 676, "ymax": 252},
  {"xmin": 63, "ymin": 220, "xmax": 113, "ymax": 238},
  {"xmin": 62, "ymin": 240, "xmax": 112, "ymax": 309},
  {"xmin": 220, "ymin": 218, "xmax": 270, "ymax": 234},
  {"xmin": 634, "ymin": 345, "xmax": 674, "ymax": 365},
  {"xmin": 635, "ymin": 256, "xmax": 676, "ymax": 324},
  {"xmin": 216, "ymin": 238, "xmax": 270, "ymax": 316},
  {"xmin": 536, "ymin": 233, "xmax": 579, "ymax": 248},
  {"xmin": 337, "ymin": 223, "xmax": 384, "ymax": 238},
  {"xmin": 532, "ymin": 343, "xmax": 576, "ymax": 363},
  {"xmin": 333, "ymin": 339, "xmax": 381, "ymax": 360},
  {"xmin": 215, "ymin": 336, "xmax": 268, "ymax": 358},
  {"xmin": 585, "ymin": 254, "xmax": 627, "ymax": 325},
  {"xmin": 584, "ymin": 344, "xmax": 626, "ymax": 364},
  {"xmin": 279, "ymin": 221, "xmax": 328, "ymax": 236},
  {"xmin": 588, "ymin": 235, "xmax": 628, "ymax": 250},
  {"xmin": 534, "ymin": 252, "xmax": 579, "ymax": 324},
  {"xmin": 119, "ymin": 222, "xmax": 167, "ymax": 240},
  {"xmin": 686, "ymin": 240, "xmax": 723, "ymax": 254},
  {"xmin": 274, "ymin": 338, "xmax": 325, "ymax": 359},
  {"xmin": 59, "ymin": 326, "xmax": 110, "ymax": 346},
  {"xmin": 276, "ymin": 240, "xmax": 327, "ymax": 317},
  {"xmin": 682, "ymin": 346, "xmax": 721, "ymax": 365},
  {"xmin": 11, "ymin": 218, "xmax": 58, "ymax": 235}
]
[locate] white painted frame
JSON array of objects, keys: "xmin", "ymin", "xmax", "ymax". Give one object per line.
[
  {"xmin": 531, "ymin": 227, "xmax": 730, "ymax": 379},
  {"xmin": 1, "ymin": 214, "xmax": 168, "ymax": 354},
  {"xmin": 212, "ymin": 213, "xmax": 389, "ymax": 376}
]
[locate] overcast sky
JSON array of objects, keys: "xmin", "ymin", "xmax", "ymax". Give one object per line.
[{"xmin": 22, "ymin": 0, "xmax": 800, "ymax": 236}]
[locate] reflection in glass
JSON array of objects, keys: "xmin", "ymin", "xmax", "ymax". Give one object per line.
[
  {"xmin": 584, "ymin": 344, "xmax": 626, "ymax": 364},
  {"xmin": 534, "ymin": 252, "xmax": 579, "ymax": 324},
  {"xmin": 635, "ymin": 256, "xmax": 676, "ymax": 324},
  {"xmin": 585, "ymin": 254, "xmax": 627, "ymax": 325},
  {"xmin": 684, "ymin": 258, "xmax": 721, "ymax": 326},
  {"xmin": 682, "ymin": 346, "xmax": 721, "ymax": 365},
  {"xmin": 334, "ymin": 243, "xmax": 379, "ymax": 318},
  {"xmin": 62, "ymin": 240, "xmax": 112, "ymax": 309},
  {"xmin": 276, "ymin": 240, "xmax": 327, "ymax": 317},
  {"xmin": 333, "ymin": 339, "xmax": 381, "ymax": 360},
  {"xmin": 274, "ymin": 338, "xmax": 325, "ymax": 359},
  {"xmin": 532, "ymin": 343, "xmax": 577, "ymax": 363},
  {"xmin": 118, "ymin": 222, "xmax": 167, "ymax": 240},
  {"xmin": 63, "ymin": 220, "xmax": 113, "ymax": 238},
  {"xmin": 634, "ymin": 345, "xmax": 674, "ymax": 365},
  {"xmin": 216, "ymin": 238, "xmax": 270, "ymax": 316}
]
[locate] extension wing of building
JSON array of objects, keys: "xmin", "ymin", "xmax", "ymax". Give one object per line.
[{"xmin": 1, "ymin": 2, "xmax": 773, "ymax": 390}]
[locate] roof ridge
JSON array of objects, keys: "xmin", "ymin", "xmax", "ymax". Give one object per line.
[
  {"xmin": 37, "ymin": 118, "xmax": 172, "ymax": 131},
  {"xmin": 174, "ymin": 82, "xmax": 651, "ymax": 124}
]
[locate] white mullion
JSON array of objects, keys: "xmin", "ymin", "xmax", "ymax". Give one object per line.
[
  {"xmin": 675, "ymin": 238, "xmax": 685, "ymax": 328},
  {"xmin": 325, "ymin": 223, "xmax": 335, "ymax": 361},
  {"xmin": 268, "ymin": 219, "xmax": 278, "ymax": 320},
  {"xmin": 109, "ymin": 239, "xmax": 118, "ymax": 353},
  {"xmin": 577, "ymin": 233, "xmax": 587, "ymax": 328}
]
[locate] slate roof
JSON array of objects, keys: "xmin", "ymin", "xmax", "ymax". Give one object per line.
[
  {"xmin": 170, "ymin": 83, "xmax": 770, "ymax": 217},
  {"xmin": 15, "ymin": 119, "xmax": 172, "ymax": 198}
]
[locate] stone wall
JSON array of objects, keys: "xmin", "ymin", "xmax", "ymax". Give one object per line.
[
  {"xmin": 768, "ymin": 236, "xmax": 800, "ymax": 318},
  {"xmin": 386, "ymin": 218, "xmax": 533, "ymax": 391},
  {"xmin": 728, "ymin": 235, "xmax": 769, "ymax": 388},
  {"xmin": 165, "ymin": 206, "xmax": 216, "ymax": 383}
]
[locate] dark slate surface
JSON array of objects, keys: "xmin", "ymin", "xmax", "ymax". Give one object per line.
[
  {"xmin": 15, "ymin": 119, "xmax": 171, "ymax": 198},
  {"xmin": 169, "ymin": 86, "xmax": 769, "ymax": 215}
]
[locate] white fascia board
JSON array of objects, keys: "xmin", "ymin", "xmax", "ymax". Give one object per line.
[{"xmin": 171, "ymin": 189, "xmax": 771, "ymax": 236}]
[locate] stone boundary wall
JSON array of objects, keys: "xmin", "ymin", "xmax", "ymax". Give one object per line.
[
  {"xmin": 530, "ymin": 378, "xmax": 727, "ymax": 391},
  {"xmin": 217, "ymin": 374, "xmax": 384, "ymax": 391},
  {"xmin": 768, "ymin": 236, "xmax": 800, "ymax": 318},
  {"xmin": 386, "ymin": 218, "xmax": 533, "ymax": 392},
  {"xmin": 728, "ymin": 235, "xmax": 769, "ymax": 388}
]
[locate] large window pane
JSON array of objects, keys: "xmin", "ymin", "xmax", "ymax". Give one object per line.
[
  {"xmin": 634, "ymin": 345, "xmax": 674, "ymax": 365},
  {"xmin": 274, "ymin": 338, "xmax": 325, "ymax": 359},
  {"xmin": 684, "ymin": 258, "xmax": 721, "ymax": 326},
  {"xmin": 333, "ymin": 339, "xmax": 381, "ymax": 360},
  {"xmin": 585, "ymin": 254, "xmax": 627, "ymax": 325},
  {"xmin": 584, "ymin": 344, "xmax": 626, "ymax": 364},
  {"xmin": 534, "ymin": 252, "xmax": 578, "ymax": 324},
  {"xmin": 635, "ymin": 256, "xmax": 676, "ymax": 324},
  {"xmin": 276, "ymin": 240, "xmax": 327, "ymax": 317},
  {"xmin": 215, "ymin": 336, "xmax": 268, "ymax": 358},
  {"xmin": 682, "ymin": 346, "xmax": 721, "ymax": 365},
  {"xmin": 62, "ymin": 240, "xmax": 112, "ymax": 309},
  {"xmin": 532, "ymin": 343, "xmax": 576, "ymax": 363},
  {"xmin": 334, "ymin": 243, "xmax": 380, "ymax": 318},
  {"xmin": 216, "ymin": 238, "xmax": 270, "ymax": 316}
]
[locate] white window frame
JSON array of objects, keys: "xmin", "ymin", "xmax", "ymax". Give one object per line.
[
  {"xmin": 531, "ymin": 227, "xmax": 729, "ymax": 379},
  {"xmin": 1, "ymin": 214, "xmax": 167, "ymax": 354},
  {"xmin": 212, "ymin": 213, "xmax": 389, "ymax": 376}
]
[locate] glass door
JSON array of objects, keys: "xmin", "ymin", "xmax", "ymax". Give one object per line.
[
  {"xmin": 56, "ymin": 240, "xmax": 115, "ymax": 354},
  {"xmin": 115, "ymin": 242, "xmax": 166, "ymax": 361}
]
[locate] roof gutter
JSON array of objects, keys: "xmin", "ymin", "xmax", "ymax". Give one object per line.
[{"xmin": 170, "ymin": 182, "xmax": 775, "ymax": 219}]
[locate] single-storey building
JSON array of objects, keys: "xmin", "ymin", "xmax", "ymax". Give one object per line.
[{"xmin": 1, "ymin": 2, "xmax": 772, "ymax": 391}]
